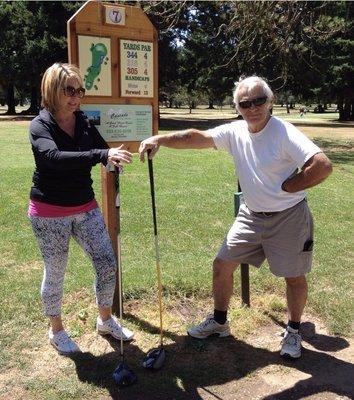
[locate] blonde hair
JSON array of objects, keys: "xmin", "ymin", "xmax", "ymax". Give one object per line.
[
  {"xmin": 41, "ymin": 63, "xmax": 83, "ymax": 114},
  {"xmin": 233, "ymin": 76, "xmax": 274, "ymax": 112}
]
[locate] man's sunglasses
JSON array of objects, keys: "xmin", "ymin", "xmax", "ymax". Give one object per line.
[
  {"xmin": 238, "ymin": 96, "xmax": 267, "ymax": 109},
  {"xmin": 62, "ymin": 85, "xmax": 86, "ymax": 98}
]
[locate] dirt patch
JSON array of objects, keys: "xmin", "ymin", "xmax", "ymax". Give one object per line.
[{"xmin": 0, "ymin": 297, "xmax": 353, "ymax": 399}]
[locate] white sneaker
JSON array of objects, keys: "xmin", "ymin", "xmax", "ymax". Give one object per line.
[
  {"xmin": 280, "ymin": 327, "xmax": 302, "ymax": 359},
  {"xmin": 49, "ymin": 329, "xmax": 81, "ymax": 355},
  {"xmin": 187, "ymin": 314, "xmax": 231, "ymax": 339},
  {"xmin": 97, "ymin": 316, "xmax": 134, "ymax": 341}
]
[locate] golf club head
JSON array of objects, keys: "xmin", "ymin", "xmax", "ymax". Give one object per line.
[
  {"xmin": 142, "ymin": 347, "xmax": 166, "ymax": 370},
  {"xmin": 112, "ymin": 361, "xmax": 137, "ymax": 387}
]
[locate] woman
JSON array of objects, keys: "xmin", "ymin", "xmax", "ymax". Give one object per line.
[{"xmin": 28, "ymin": 63, "xmax": 134, "ymax": 355}]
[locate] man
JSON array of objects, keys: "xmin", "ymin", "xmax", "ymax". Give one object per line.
[{"xmin": 139, "ymin": 76, "xmax": 332, "ymax": 359}]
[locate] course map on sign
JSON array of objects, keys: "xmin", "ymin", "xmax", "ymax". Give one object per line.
[
  {"xmin": 81, "ymin": 104, "xmax": 152, "ymax": 142},
  {"xmin": 120, "ymin": 39, "xmax": 154, "ymax": 98}
]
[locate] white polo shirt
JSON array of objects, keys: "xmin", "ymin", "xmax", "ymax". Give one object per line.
[{"xmin": 209, "ymin": 116, "xmax": 321, "ymax": 212}]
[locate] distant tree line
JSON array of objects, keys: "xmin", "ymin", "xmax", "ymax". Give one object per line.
[{"xmin": 0, "ymin": 1, "xmax": 353, "ymax": 120}]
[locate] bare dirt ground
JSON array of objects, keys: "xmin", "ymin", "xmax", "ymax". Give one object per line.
[{"xmin": 1, "ymin": 298, "xmax": 353, "ymax": 400}]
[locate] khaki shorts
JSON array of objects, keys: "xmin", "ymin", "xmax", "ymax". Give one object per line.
[{"xmin": 217, "ymin": 199, "xmax": 314, "ymax": 277}]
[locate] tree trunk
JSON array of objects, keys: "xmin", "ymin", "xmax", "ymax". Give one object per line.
[
  {"xmin": 286, "ymin": 102, "xmax": 290, "ymax": 114},
  {"xmin": 337, "ymin": 99, "xmax": 344, "ymax": 120},
  {"xmin": 5, "ymin": 83, "xmax": 16, "ymax": 115},
  {"xmin": 24, "ymin": 86, "xmax": 40, "ymax": 115},
  {"xmin": 208, "ymin": 100, "xmax": 215, "ymax": 109},
  {"xmin": 343, "ymin": 100, "xmax": 351, "ymax": 121}
]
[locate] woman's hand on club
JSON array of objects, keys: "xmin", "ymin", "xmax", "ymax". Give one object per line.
[{"xmin": 108, "ymin": 145, "xmax": 133, "ymax": 167}]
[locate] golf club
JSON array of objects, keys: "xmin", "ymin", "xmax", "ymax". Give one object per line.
[
  {"xmin": 108, "ymin": 164, "xmax": 137, "ymax": 387},
  {"xmin": 142, "ymin": 153, "xmax": 166, "ymax": 370}
]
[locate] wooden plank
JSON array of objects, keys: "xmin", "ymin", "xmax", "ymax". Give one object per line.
[
  {"xmin": 82, "ymin": 97, "xmax": 155, "ymax": 105},
  {"xmin": 68, "ymin": 1, "xmax": 158, "ymax": 316},
  {"xmin": 153, "ymin": 30, "xmax": 159, "ymax": 134},
  {"xmin": 101, "ymin": 166, "xmax": 117, "ymax": 253},
  {"xmin": 74, "ymin": 1, "xmax": 156, "ymax": 31},
  {"xmin": 75, "ymin": 22, "xmax": 155, "ymax": 40}
]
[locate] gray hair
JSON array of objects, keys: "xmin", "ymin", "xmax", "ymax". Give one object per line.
[{"xmin": 233, "ymin": 76, "xmax": 274, "ymax": 111}]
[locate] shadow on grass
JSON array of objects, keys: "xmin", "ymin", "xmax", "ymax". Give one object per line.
[
  {"xmin": 266, "ymin": 313, "xmax": 349, "ymax": 353},
  {"xmin": 0, "ymin": 114, "xmax": 34, "ymax": 121},
  {"xmin": 159, "ymin": 118, "xmax": 235, "ymax": 132},
  {"xmin": 160, "ymin": 117, "xmax": 354, "ymax": 132},
  {"xmin": 289, "ymin": 120, "xmax": 353, "ymax": 128},
  {"xmin": 68, "ymin": 315, "xmax": 353, "ymax": 400},
  {"xmin": 312, "ymin": 138, "xmax": 354, "ymax": 165}
]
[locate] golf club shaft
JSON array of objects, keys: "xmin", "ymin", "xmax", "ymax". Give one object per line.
[
  {"xmin": 147, "ymin": 156, "xmax": 164, "ymax": 347},
  {"xmin": 114, "ymin": 168, "xmax": 124, "ymax": 360}
]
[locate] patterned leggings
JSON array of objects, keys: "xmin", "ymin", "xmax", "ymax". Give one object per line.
[{"xmin": 30, "ymin": 208, "xmax": 117, "ymax": 317}]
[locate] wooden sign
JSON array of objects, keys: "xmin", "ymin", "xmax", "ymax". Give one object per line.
[
  {"xmin": 67, "ymin": 1, "xmax": 158, "ymax": 314},
  {"xmin": 67, "ymin": 0, "xmax": 158, "ymax": 152}
]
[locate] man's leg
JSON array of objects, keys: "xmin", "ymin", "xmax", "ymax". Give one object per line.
[
  {"xmin": 213, "ymin": 257, "xmax": 239, "ymax": 312},
  {"xmin": 280, "ymin": 275, "xmax": 308, "ymax": 359},
  {"xmin": 187, "ymin": 258, "xmax": 238, "ymax": 339},
  {"xmin": 285, "ymin": 275, "xmax": 308, "ymax": 323}
]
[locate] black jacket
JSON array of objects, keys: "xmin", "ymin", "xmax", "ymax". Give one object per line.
[{"xmin": 29, "ymin": 108, "xmax": 109, "ymax": 206}]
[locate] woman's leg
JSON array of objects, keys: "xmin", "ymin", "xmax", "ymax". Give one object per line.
[
  {"xmin": 30, "ymin": 216, "xmax": 71, "ymax": 332},
  {"xmin": 72, "ymin": 209, "xmax": 117, "ymax": 318}
]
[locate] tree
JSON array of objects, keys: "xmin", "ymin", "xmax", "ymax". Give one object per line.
[
  {"xmin": 221, "ymin": 1, "xmax": 353, "ymax": 119},
  {"xmin": 0, "ymin": 2, "xmax": 29, "ymax": 114},
  {"xmin": 139, "ymin": 1, "xmax": 190, "ymax": 108},
  {"xmin": 307, "ymin": 2, "xmax": 354, "ymax": 120},
  {"xmin": 0, "ymin": 1, "xmax": 82, "ymax": 115}
]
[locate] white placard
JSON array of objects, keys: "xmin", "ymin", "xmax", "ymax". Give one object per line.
[
  {"xmin": 120, "ymin": 39, "xmax": 154, "ymax": 98},
  {"xmin": 81, "ymin": 104, "xmax": 152, "ymax": 142},
  {"xmin": 104, "ymin": 5, "xmax": 125, "ymax": 25}
]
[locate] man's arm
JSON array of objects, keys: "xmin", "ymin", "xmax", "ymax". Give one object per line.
[
  {"xmin": 281, "ymin": 152, "xmax": 333, "ymax": 193},
  {"xmin": 139, "ymin": 129, "xmax": 214, "ymax": 162}
]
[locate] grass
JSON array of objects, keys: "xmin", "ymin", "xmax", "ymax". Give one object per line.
[{"xmin": 0, "ymin": 111, "xmax": 353, "ymax": 399}]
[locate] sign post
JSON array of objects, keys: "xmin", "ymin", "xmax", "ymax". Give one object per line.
[{"xmin": 67, "ymin": 0, "xmax": 158, "ymax": 314}]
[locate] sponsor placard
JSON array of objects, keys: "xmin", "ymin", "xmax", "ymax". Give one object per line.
[{"xmin": 81, "ymin": 104, "xmax": 152, "ymax": 141}]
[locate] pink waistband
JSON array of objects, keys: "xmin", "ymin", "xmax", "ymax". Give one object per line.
[{"xmin": 28, "ymin": 199, "xmax": 98, "ymax": 218}]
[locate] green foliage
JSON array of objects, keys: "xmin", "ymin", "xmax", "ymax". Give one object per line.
[
  {"xmin": 0, "ymin": 1, "xmax": 352, "ymax": 116},
  {"xmin": 0, "ymin": 1, "xmax": 83, "ymax": 113}
]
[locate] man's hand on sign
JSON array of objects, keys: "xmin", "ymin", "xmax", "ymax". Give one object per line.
[
  {"xmin": 108, "ymin": 145, "xmax": 133, "ymax": 167},
  {"xmin": 139, "ymin": 137, "xmax": 160, "ymax": 162}
]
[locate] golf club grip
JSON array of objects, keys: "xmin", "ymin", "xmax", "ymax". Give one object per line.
[{"xmin": 148, "ymin": 156, "xmax": 158, "ymax": 237}]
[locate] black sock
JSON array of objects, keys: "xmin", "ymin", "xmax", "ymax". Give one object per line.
[
  {"xmin": 288, "ymin": 320, "xmax": 301, "ymax": 331},
  {"xmin": 214, "ymin": 309, "xmax": 227, "ymax": 325}
]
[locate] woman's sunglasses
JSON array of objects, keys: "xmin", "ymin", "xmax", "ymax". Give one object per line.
[
  {"xmin": 238, "ymin": 96, "xmax": 267, "ymax": 109},
  {"xmin": 62, "ymin": 85, "xmax": 86, "ymax": 98}
]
